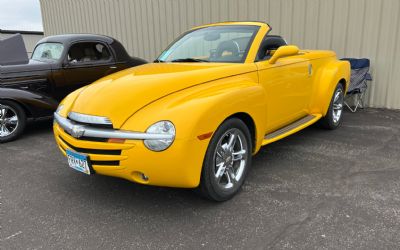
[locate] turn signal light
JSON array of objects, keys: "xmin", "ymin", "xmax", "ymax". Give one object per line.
[
  {"xmin": 107, "ymin": 138, "xmax": 126, "ymax": 143},
  {"xmin": 197, "ymin": 132, "xmax": 213, "ymax": 140}
]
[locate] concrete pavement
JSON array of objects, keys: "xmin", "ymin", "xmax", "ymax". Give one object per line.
[{"xmin": 1, "ymin": 108, "xmax": 400, "ymax": 249}]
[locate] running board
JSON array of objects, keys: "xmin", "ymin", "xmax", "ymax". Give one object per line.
[{"xmin": 262, "ymin": 114, "xmax": 322, "ymax": 145}]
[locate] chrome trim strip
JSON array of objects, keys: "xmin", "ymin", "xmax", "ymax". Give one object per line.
[
  {"xmin": 68, "ymin": 112, "xmax": 113, "ymax": 125},
  {"xmin": 54, "ymin": 113, "xmax": 174, "ymax": 140},
  {"xmin": 264, "ymin": 115, "xmax": 316, "ymax": 140}
]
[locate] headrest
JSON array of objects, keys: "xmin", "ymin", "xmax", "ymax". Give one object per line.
[
  {"xmin": 69, "ymin": 46, "xmax": 84, "ymax": 60},
  {"xmin": 215, "ymin": 40, "xmax": 240, "ymax": 57},
  {"xmin": 258, "ymin": 35, "xmax": 287, "ymax": 60}
]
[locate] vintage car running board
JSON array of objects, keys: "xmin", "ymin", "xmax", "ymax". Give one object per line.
[{"xmin": 262, "ymin": 114, "xmax": 322, "ymax": 145}]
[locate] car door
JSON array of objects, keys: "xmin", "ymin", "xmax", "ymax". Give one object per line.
[
  {"xmin": 57, "ymin": 41, "xmax": 118, "ymax": 99},
  {"xmin": 256, "ymin": 55, "xmax": 313, "ymax": 134}
]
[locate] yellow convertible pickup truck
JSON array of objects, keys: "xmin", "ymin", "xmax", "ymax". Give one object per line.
[{"xmin": 53, "ymin": 22, "xmax": 350, "ymax": 201}]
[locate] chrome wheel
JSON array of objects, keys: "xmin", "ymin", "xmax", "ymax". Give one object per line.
[
  {"xmin": 332, "ymin": 88, "xmax": 344, "ymax": 124},
  {"xmin": 213, "ymin": 128, "xmax": 248, "ymax": 190},
  {"xmin": 0, "ymin": 104, "xmax": 19, "ymax": 137}
]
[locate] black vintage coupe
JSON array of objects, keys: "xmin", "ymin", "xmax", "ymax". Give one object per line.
[{"xmin": 0, "ymin": 34, "xmax": 146, "ymax": 142}]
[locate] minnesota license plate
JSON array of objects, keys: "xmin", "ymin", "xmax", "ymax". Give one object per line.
[{"xmin": 66, "ymin": 149, "xmax": 91, "ymax": 175}]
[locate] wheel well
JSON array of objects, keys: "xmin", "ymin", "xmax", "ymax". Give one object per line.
[
  {"xmin": 227, "ymin": 112, "xmax": 256, "ymax": 151},
  {"xmin": 338, "ymin": 78, "xmax": 346, "ymax": 90},
  {"xmin": 0, "ymin": 99, "xmax": 32, "ymax": 118}
]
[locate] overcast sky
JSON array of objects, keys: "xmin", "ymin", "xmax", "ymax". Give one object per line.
[{"xmin": 0, "ymin": 0, "xmax": 43, "ymax": 31}]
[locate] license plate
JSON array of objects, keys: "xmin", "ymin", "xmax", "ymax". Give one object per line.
[{"xmin": 66, "ymin": 149, "xmax": 91, "ymax": 175}]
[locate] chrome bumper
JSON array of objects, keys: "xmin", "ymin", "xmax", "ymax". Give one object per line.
[{"xmin": 54, "ymin": 112, "xmax": 174, "ymax": 140}]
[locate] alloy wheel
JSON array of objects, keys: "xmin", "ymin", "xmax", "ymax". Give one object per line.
[
  {"xmin": 0, "ymin": 104, "xmax": 19, "ymax": 137},
  {"xmin": 332, "ymin": 88, "xmax": 344, "ymax": 124},
  {"xmin": 213, "ymin": 128, "xmax": 248, "ymax": 190}
]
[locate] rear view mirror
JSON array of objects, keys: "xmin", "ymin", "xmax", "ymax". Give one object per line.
[
  {"xmin": 269, "ymin": 45, "xmax": 300, "ymax": 64},
  {"xmin": 204, "ymin": 32, "xmax": 220, "ymax": 41}
]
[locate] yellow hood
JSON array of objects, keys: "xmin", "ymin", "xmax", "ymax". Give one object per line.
[{"xmin": 70, "ymin": 62, "xmax": 257, "ymax": 128}]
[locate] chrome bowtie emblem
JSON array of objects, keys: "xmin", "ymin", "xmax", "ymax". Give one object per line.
[{"xmin": 71, "ymin": 125, "xmax": 85, "ymax": 138}]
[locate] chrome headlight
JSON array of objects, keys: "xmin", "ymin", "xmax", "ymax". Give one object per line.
[
  {"xmin": 55, "ymin": 104, "xmax": 64, "ymax": 114},
  {"xmin": 54, "ymin": 105, "xmax": 64, "ymax": 125},
  {"xmin": 144, "ymin": 121, "xmax": 175, "ymax": 151}
]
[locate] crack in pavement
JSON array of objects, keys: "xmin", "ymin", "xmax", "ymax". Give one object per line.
[
  {"xmin": 2, "ymin": 231, "xmax": 22, "ymax": 241},
  {"xmin": 265, "ymin": 203, "xmax": 326, "ymax": 249}
]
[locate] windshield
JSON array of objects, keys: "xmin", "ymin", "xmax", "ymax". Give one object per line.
[
  {"xmin": 32, "ymin": 43, "xmax": 64, "ymax": 62},
  {"xmin": 157, "ymin": 25, "xmax": 259, "ymax": 63}
]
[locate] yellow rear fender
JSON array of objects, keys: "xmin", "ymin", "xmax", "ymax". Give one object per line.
[{"xmin": 310, "ymin": 59, "xmax": 350, "ymax": 116}]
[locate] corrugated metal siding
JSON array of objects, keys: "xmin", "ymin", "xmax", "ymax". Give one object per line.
[
  {"xmin": 40, "ymin": 0, "xmax": 400, "ymax": 109},
  {"xmin": 0, "ymin": 33, "xmax": 43, "ymax": 56}
]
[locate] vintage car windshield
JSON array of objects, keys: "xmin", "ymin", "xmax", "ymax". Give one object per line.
[
  {"xmin": 32, "ymin": 43, "xmax": 64, "ymax": 62},
  {"xmin": 157, "ymin": 25, "xmax": 259, "ymax": 63}
]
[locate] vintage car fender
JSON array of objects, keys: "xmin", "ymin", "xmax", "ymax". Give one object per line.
[
  {"xmin": 0, "ymin": 88, "xmax": 58, "ymax": 119},
  {"xmin": 309, "ymin": 59, "xmax": 350, "ymax": 115},
  {"xmin": 118, "ymin": 72, "xmax": 267, "ymax": 187}
]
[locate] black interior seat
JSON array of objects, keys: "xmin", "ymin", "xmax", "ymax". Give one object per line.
[
  {"xmin": 232, "ymin": 37, "xmax": 251, "ymax": 52},
  {"xmin": 83, "ymin": 47, "xmax": 97, "ymax": 62},
  {"xmin": 257, "ymin": 35, "xmax": 287, "ymax": 61},
  {"xmin": 100, "ymin": 47, "xmax": 111, "ymax": 60},
  {"xmin": 215, "ymin": 40, "xmax": 241, "ymax": 58},
  {"xmin": 68, "ymin": 46, "xmax": 84, "ymax": 62}
]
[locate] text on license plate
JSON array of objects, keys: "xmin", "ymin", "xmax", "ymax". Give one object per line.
[{"xmin": 66, "ymin": 149, "xmax": 91, "ymax": 175}]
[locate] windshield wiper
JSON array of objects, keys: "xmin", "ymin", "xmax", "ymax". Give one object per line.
[
  {"xmin": 153, "ymin": 59, "xmax": 165, "ymax": 63},
  {"xmin": 171, "ymin": 58, "xmax": 209, "ymax": 63}
]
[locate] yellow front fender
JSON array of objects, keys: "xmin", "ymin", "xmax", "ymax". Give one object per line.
[{"xmin": 120, "ymin": 72, "xmax": 265, "ymax": 187}]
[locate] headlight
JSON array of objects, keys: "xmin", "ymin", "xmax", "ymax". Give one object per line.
[
  {"xmin": 56, "ymin": 104, "xmax": 64, "ymax": 114},
  {"xmin": 144, "ymin": 121, "xmax": 175, "ymax": 151}
]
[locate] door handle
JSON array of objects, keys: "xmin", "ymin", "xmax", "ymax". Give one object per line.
[{"xmin": 110, "ymin": 66, "xmax": 117, "ymax": 69}]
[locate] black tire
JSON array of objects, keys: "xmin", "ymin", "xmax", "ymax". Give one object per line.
[
  {"xmin": 319, "ymin": 83, "xmax": 345, "ymax": 130},
  {"xmin": 0, "ymin": 100, "xmax": 27, "ymax": 143},
  {"xmin": 197, "ymin": 118, "xmax": 252, "ymax": 201}
]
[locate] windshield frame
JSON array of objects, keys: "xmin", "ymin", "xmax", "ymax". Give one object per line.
[
  {"xmin": 31, "ymin": 42, "xmax": 65, "ymax": 62},
  {"xmin": 156, "ymin": 25, "xmax": 260, "ymax": 64}
]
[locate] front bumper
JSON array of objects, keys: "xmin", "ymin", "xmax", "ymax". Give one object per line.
[
  {"xmin": 54, "ymin": 112, "xmax": 174, "ymax": 141},
  {"xmin": 53, "ymin": 117, "xmax": 208, "ymax": 188}
]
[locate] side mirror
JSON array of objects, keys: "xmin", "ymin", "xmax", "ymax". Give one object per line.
[
  {"xmin": 62, "ymin": 59, "xmax": 79, "ymax": 68},
  {"xmin": 269, "ymin": 45, "xmax": 300, "ymax": 64}
]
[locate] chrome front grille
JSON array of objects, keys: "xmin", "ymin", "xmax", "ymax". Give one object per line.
[
  {"xmin": 57, "ymin": 136, "xmax": 121, "ymax": 167},
  {"xmin": 59, "ymin": 136, "xmax": 121, "ymax": 155},
  {"xmin": 68, "ymin": 112, "xmax": 113, "ymax": 127},
  {"xmin": 54, "ymin": 112, "xmax": 174, "ymax": 141}
]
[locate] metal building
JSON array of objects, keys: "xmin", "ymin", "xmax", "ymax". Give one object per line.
[
  {"xmin": 0, "ymin": 29, "xmax": 44, "ymax": 57},
  {"xmin": 40, "ymin": 0, "xmax": 400, "ymax": 109}
]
